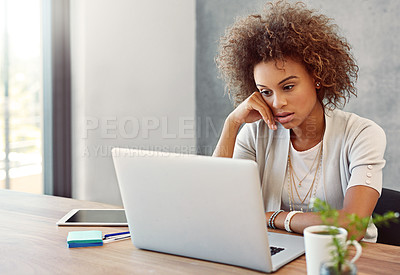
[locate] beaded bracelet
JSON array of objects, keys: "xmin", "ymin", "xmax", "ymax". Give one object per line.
[
  {"xmin": 268, "ymin": 210, "xmax": 283, "ymax": 229},
  {"xmin": 284, "ymin": 211, "xmax": 302, "ymax": 232}
]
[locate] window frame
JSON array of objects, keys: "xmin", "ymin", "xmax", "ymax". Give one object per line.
[{"xmin": 43, "ymin": 0, "xmax": 72, "ymax": 197}]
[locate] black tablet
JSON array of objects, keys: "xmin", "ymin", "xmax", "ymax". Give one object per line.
[{"xmin": 56, "ymin": 209, "xmax": 128, "ymax": 226}]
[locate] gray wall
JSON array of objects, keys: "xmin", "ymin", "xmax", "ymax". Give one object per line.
[{"xmin": 196, "ymin": 0, "xmax": 400, "ymax": 191}]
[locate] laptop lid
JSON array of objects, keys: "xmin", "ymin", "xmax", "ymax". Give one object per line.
[{"xmin": 112, "ymin": 148, "xmax": 273, "ymax": 272}]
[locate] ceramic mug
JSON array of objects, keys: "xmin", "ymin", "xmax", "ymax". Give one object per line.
[{"xmin": 303, "ymin": 225, "xmax": 362, "ymax": 275}]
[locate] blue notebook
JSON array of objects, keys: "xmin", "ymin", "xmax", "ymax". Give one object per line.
[
  {"xmin": 67, "ymin": 230, "xmax": 103, "ymax": 248},
  {"xmin": 68, "ymin": 242, "xmax": 103, "ymax": 248},
  {"xmin": 67, "ymin": 230, "xmax": 103, "ymax": 244}
]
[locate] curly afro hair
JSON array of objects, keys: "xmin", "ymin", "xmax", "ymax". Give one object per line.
[{"xmin": 215, "ymin": 0, "xmax": 358, "ymax": 109}]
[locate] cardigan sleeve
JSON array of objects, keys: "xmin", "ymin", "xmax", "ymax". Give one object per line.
[
  {"xmin": 346, "ymin": 121, "xmax": 386, "ymax": 195},
  {"xmin": 232, "ymin": 123, "xmax": 258, "ymax": 161}
]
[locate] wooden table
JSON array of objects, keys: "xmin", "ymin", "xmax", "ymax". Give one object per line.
[{"xmin": 1, "ymin": 189, "xmax": 399, "ymax": 274}]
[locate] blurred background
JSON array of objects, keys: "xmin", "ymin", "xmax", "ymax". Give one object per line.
[
  {"xmin": 0, "ymin": 0, "xmax": 42, "ymax": 193},
  {"xmin": 1, "ymin": 0, "xmax": 399, "ymax": 205}
]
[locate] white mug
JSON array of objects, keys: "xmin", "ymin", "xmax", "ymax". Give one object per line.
[{"xmin": 303, "ymin": 225, "xmax": 362, "ymax": 275}]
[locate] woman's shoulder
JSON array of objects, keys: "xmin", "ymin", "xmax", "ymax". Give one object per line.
[
  {"xmin": 239, "ymin": 120, "xmax": 288, "ymax": 139},
  {"xmin": 237, "ymin": 120, "xmax": 268, "ymax": 142},
  {"xmin": 326, "ymin": 109, "xmax": 386, "ymax": 144},
  {"xmin": 327, "ymin": 109, "xmax": 385, "ymax": 133}
]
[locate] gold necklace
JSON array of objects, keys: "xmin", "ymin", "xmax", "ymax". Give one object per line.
[
  {"xmin": 289, "ymin": 143, "xmax": 323, "ymax": 203},
  {"xmin": 287, "ymin": 142, "xmax": 323, "ymax": 212},
  {"xmin": 289, "ymin": 142, "xmax": 322, "ymax": 188}
]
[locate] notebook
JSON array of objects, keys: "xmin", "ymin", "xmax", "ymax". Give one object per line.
[{"xmin": 112, "ymin": 148, "xmax": 304, "ymax": 273}]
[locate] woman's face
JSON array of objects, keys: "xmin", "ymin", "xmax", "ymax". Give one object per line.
[{"xmin": 253, "ymin": 58, "xmax": 323, "ymax": 131}]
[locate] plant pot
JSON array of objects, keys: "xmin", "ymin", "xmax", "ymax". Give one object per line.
[{"xmin": 320, "ymin": 260, "xmax": 357, "ymax": 275}]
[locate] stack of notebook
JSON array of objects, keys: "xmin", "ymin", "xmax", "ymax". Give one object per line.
[{"xmin": 67, "ymin": 230, "xmax": 103, "ymax": 248}]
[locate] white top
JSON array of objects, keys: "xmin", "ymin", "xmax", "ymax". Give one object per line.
[
  {"xmin": 233, "ymin": 109, "xmax": 386, "ymax": 242},
  {"xmin": 281, "ymin": 141, "xmax": 330, "ymax": 212}
]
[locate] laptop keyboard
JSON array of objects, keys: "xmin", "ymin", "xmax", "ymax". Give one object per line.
[{"xmin": 270, "ymin": 246, "xmax": 285, "ymax": 256}]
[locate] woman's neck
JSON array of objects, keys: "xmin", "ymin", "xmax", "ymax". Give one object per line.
[{"xmin": 290, "ymin": 104, "xmax": 325, "ymax": 151}]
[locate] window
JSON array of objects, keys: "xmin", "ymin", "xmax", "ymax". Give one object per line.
[{"xmin": 0, "ymin": 0, "xmax": 43, "ymax": 194}]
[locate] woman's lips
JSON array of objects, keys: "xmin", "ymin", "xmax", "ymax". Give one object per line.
[{"xmin": 274, "ymin": 112, "xmax": 294, "ymax": 124}]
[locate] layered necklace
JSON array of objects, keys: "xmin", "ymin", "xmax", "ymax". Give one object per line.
[{"xmin": 286, "ymin": 141, "xmax": 323, "ymax": 212}]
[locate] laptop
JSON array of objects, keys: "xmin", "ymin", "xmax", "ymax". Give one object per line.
[{"xmin": 112, "ymin": 148, "xmax": 304, "ymax": 273}]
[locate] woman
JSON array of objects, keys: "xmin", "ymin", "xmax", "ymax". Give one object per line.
[{"xmin": 213, "ymin": 1, "xmax": 386, "ymax": 242}]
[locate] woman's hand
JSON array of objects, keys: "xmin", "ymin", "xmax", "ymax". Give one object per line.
[
  {"xmin": 213, "ymin": 92, "xmax": 275, "ymax": 158},
  {"xmin": 227, "ymin": 92, "xmax": 277, "ymax": 130}
]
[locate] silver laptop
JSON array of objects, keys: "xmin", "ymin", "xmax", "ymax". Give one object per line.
[{"xmin": 112, "ymin": 148, "xmax": 304, "ymax": 273}]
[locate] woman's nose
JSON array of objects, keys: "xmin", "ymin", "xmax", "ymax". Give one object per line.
[{"xmin": 272, "ymin": 93, "xmax": 287, "ymax": 109}]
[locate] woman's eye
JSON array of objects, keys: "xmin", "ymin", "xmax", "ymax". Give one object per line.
[
  {"xmin": 283, "ymin": 85, "xmax": 294, "ymax": 91},
  {"xmin": 260, "ymin": 90, "xmax": 272, "ymax": 96}
]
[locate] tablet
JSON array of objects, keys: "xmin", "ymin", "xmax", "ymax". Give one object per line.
[{"xmin": 57, "ymin": 209, "xmax": 128, "ymax": 226}]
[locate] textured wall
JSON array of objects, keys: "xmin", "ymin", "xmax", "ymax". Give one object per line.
[{"xmin": 196, "ymin": 0, "xmax": 400, "ymax": 191}]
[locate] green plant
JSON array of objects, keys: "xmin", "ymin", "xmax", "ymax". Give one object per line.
[{"xmin": 310, "ymin": 198, "xmax": 399, "ymax": 274}]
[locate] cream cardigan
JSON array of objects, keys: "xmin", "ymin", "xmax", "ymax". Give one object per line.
[{"xmin": 233, "ymin": 109, "xmax": 386, "ymax": 242}]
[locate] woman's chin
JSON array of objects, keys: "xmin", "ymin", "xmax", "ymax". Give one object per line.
[{"xmin": 279, "ymin": 122, "xmax": 295, "ymax": 130}]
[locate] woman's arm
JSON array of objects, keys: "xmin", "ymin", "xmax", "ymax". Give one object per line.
[
  {"xmin": 270, "ymin": 121, "xmax": 385, "ymax": 239},
  {"xmin": 212, "ymin": 117, "xmax": 241, "ymax": 158},
  {"xmin": 213, "ymin": 92, "xmax": 276, "ymax": 158},
  {"xmin": 267, "ymin": 186, "xmax": 379, "ymax": 240}
]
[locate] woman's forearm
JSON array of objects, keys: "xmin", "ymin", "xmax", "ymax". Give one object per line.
[
  {"xmin": 266, "ymin": 210, "xmax": 367, "ymax": 241},
  {"xmin": 266, "ymin": 211, "xmax": 321, "ymax": 234},
  {"xmin": 212, "ymin": 117, "xmax": 241, "ymax": 158}
]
